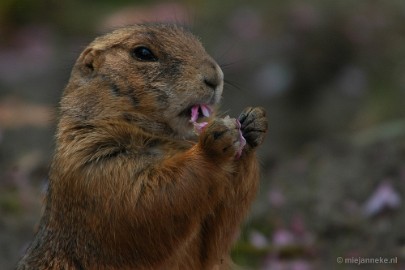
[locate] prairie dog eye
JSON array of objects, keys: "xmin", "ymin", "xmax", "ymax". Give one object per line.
[{"xmin": 131, "ymin": 46, "xmax": 158, "ymax": 62}]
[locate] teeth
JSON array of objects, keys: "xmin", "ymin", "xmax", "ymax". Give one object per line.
[
  {"xmin": 190, "ymin": 105, "xmax": 199, "ymax": 123},
  {"xmin": 190, "ymin": 104, "xmax": 212, "ymax": 123},
  {"xmin": 200, "ymin": 104, "xmax": 211, "ymax": 117}
]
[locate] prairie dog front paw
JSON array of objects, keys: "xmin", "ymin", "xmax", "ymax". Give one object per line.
[
  {"xmin": 238, "ymin": 107, "xmax": 268, "ymax": 150},
  {"xmin": 199, "ymin": 116, "xmax": 246, "ymax": 159}
]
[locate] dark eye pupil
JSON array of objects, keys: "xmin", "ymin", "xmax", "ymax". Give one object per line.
[{"xmin": 132, "ymin": 47, "xmax": 157, "ymax": 61}]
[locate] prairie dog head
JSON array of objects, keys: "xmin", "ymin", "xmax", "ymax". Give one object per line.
[{"xmin": 62, "ymin": 24, "xmax": 224, "ymax": 138}]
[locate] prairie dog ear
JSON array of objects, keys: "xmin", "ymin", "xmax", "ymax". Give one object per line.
[{"xmin": 78, "ymin": 47, "xmax": 104, "ymax": 75}]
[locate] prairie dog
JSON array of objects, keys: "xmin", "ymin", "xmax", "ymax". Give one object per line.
[{"xmin": 17, "ymin": 24, "xmax": 268, "ymax": 270}]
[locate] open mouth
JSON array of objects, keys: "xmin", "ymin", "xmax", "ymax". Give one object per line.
[{"xmin": 180, "ymin": 104, "xmax": 213, "ymax": 133}]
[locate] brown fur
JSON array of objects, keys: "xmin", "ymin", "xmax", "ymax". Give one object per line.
[{"xmin": 17, "ymin": 24, "xmax": 268, "ymax": 270}]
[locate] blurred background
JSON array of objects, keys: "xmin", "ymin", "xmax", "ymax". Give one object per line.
[{"xmin": 1, "ymin": 0, "xmax": 405, "ymax": 269}]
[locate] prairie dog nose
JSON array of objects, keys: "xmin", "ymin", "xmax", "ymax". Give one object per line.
[{"xmin": 201, "ymin": 60, "xmax": 223, "ymax": 91}]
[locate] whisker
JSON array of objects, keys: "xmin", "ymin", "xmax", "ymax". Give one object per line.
[
  {"xmin": 219, "ymin": 61, "xmax": 241, "ymax": 69},
  {"xmin": 224, "ymin": 79, "xmax": 244, "ymax": 92}
]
